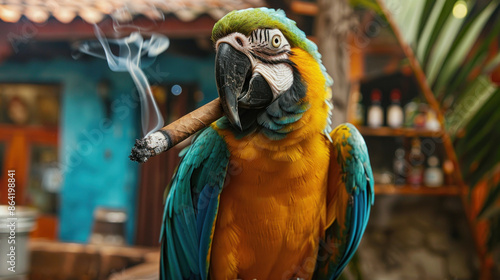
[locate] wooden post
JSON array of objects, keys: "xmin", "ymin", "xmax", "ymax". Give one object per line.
[{"xmin": 315, "ymin": 0, "xmax": 357, "ymax": 127}]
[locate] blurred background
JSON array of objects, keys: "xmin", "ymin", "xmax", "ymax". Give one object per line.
[{"xmin": 0, "ymin": 0, "xmax": 499, "ymax": 279}]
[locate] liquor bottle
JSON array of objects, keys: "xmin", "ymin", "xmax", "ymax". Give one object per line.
[
  {"xmin": 393, "ymin": 139, "xmax": 406, "ymax": 185},
  {"xmin": 404, "ymin": 100, "xmax": 418, "ymax": 127},
  {"xmin": 407, "ymin": 137, "xmax": 424, "ymax": 186},
  {"xmin": 353, "ymin": 92, "xmax": 365, "ymax": 126},
  {"xmin": 425, "ymin": 110, "xmax": 441, "ymax": 131},
  {"xmin": 387, "ymin": 89, "xmax": 404, "ymax": 128},
  {"xmin": 414, "ymin": 103, "xmax": 428, "ymax": 128},
  {"xmin": 367, "ymin": 89, "xmax": 383, "ymax": 128},
  {"xmin": 424, "ymin": 156, "xmax": 444, "ymax": 187}
]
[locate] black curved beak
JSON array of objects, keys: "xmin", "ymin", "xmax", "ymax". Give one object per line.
[{"xmin": 215, "ymin": 43, "xmax": 273, "ymax": 130}]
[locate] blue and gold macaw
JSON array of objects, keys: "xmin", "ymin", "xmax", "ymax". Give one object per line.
[{"xmin": 160, "ymin": 8, "xmax": 373, "ymax": 280}]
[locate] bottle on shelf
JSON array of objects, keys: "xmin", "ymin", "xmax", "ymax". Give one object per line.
[
  {"xmin": 387, "ymin": 89, "xmax": 404, "ymax": 128},
  {"xmin": 407, "ymin": 137, "xmax": 425, "ymax": 186},
  {"xmin": 353, "ymin": 90, "xmax": 365, "ymax": 126},
  {"xmin": 367, "ymin": 89, "xmax": 383, "ymax": 128},
  {"xmin": 414, "ymin": 103, "xmax": 428, "ymax": 128},
  {"xmin": 404, "ymin": 99, "xmax": 418, "ymax": 128},
  {"xmin": 425, "ymin": 110, "xmax": 441, "ymax": 131},
  {"xmin": 393, "ymin": 138, "xmax": 406, "ymax": 185},
  {"xmin": 424, "ymin": 156, "xmax": 444, "ymax": 187}
]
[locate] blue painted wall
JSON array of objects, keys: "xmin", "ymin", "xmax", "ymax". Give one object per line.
[{"xmin": 0, "ymin": 51, "xmax": 217, "ymax": 244}]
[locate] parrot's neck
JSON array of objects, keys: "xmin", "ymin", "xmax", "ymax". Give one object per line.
[{"xmin": 214, "ymin": 48, "xmax": 331, "ymax": 161}]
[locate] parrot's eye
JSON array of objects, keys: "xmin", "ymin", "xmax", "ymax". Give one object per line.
[{"xmin": 271, "ymin": 35, "xmax": 281, "ymax": 48}]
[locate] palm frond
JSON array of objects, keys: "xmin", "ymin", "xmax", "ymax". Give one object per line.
[
  {"xmin": 446, "ymin": 77, "xmax": 497, "ymax": 137},
  {"xmin": 433, "ymin": 1, "xmax": 499, "ymax": 93}
]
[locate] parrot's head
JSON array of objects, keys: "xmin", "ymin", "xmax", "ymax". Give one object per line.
[{"xmin": 212, "ymin": 8, "xmax": 332, "ymax": 137}]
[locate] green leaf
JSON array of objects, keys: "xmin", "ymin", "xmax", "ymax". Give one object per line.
[
  {"xmin": 487, "ymin": 216, "xmax": 500, "ymax": 250},
  {"xmin": 456, "ymin": 105, "xmax": 500, "ymax": 162},
  {"xmin": 455, "ymin": 92, "xmax": 500, "ymax": 158},
  {"xmin": 416, "ymin": 0, "xmax": 447, "ymax": 63},
  {"xmin": 486, "ymin": 215, "xmax": 500, "ymax": 250},
  {"xmin": 441, "ymin": 53, "xmax": 488, "ymax": 102},
  {"xmin": 404, "ymin": 1, "xmax": 426, "ymax": 47},
  {"xmin": 425, "ymin": 1, "xmax": 475, "ymax": 86},
  {"xmin": 381, "ymin": 0, "xmax": 426, "ymax": 47},
  {"xmin": 464, "ymin": 142, "xmax": 500, "ymax": 188},
  {"xmin": 434, "ymin": 2, "xmax": 500, "ymax": 94},
  {"xmin": 482, "ymin": 206, "xmax": 500, "ymax": 220},
  {"xmin": 483, "ymin": 52, "xmax": 500, "ymax": 74},
  {"xmin": 416, "ymin": 0, "xmax": 436, "ymax": 43},
  {"xmin": 349, "ymin": 0, "xmax": 383, "ymax": 14},
  {"xmin": 463, "ymin": 89, "xmax": 500, "ymax": 135},
  {"xmin": 440, "ymin": 15, "xmax": 500, "ymax": 101},
  {"xmin": 478, "ymin": 177, "xmax": 499, "ymax": 219},
  {"xmin": 457, "ymin": 117, "xmax": 500, "ymax": 160},
  {"xmin": 445, "ymin": 76, "xmax": 496, "ymax": 136},
  {"xmin": 420, "ymin": 0, "xmax": 457, "ymax": 67}
]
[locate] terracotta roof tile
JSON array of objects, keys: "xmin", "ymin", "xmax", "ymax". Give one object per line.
[{"xmin": 0, "ymin": 0, "xmax": 266, "ymax": 23}]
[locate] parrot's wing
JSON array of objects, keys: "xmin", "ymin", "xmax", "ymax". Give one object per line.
[
  {"xmin": 160, "ymin": 127, "xmax": 230, "ymax": 280},
  {"xmin": 315, "ymin": 123, "xmax": 374, "ymax": 280}
]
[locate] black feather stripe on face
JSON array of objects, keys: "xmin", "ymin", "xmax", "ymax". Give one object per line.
[
  {"xmin": 253, "ymin": 49, "xmax": 291, "ymax": 57},
  {"xmin": 247, "ymin": 29, "xmax": 291, "ymax": 65},
  {"xmin": 250, "ymin": 52, "xmax": 296, "ymax": 66}
]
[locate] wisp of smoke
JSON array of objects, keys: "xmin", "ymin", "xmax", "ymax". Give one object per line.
[{"xmin": 78, "ymin": 24, "xmax": 169, "ymax": 138}]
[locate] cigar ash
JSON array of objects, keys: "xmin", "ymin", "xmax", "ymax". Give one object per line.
[
  {"xmin": 129, "ymin": 98, "xmax": 224, "ymax": 163},
  {"xmin": 129, "ymin": 131, "xmax": 170, "ymax": 163}
]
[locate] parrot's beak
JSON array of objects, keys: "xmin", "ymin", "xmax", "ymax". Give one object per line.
[
  {"xmin": 215, "ymin": 43, "xmax": 250, "ymax": 130},
  {"xmin": 215, "ymin": 43, "xmax": 273, "ymax": 130}
]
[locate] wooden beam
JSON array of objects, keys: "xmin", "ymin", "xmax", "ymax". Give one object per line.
[
  {"xmin": 363, "ymin": 45, "xmax": 404, "ymax": 54},
  {"xmin": 291, "ymin": 1, "xmax": 319, "ymax": 16},
  {"xmin": 0, "ymin": 125, "xmax": 58, "ymax": 144},
  {"xmin": 0, "ymin": 16, "xmax": 216, "ymax": 42},
  {"xmin": 306, "ymin": 35, "xmax": 317, "ymax": 43},
  {"xmin": 375, "ymin": 184, "xmax": 462, "ymax": 196}
]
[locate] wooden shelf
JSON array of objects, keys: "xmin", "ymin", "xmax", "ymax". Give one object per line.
[
  {"xmin": 374, "ymin": 184, "xmax": 462, "ymax": 196},
  {"xmin": 290, "ymin": 1, "xmax": 318, "ymax": 16},
  {"xmin": 351, "ymin": 64, "xmax": 411, "ymax": 84},
  {"xmin": 356, "ymin": 126, "xmax": 444, "ymax": 138}
]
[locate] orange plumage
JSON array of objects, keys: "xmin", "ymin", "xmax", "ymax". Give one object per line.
[{"xmin": 211, "ymin": 48, "xmax": 331, "ymax": 279}]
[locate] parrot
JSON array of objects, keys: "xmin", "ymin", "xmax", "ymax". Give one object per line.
[{"xmin": 160, "ymin": 7, "xmax": 374, "ymax": 280}]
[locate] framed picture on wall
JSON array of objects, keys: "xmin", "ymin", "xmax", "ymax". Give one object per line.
[
  {"xmin": 0, "ymin": 83, "xmax": 61, "ymax": 240},
  {"xmin": 0, "ymin": 83, "xmax": 60, "ymax": 127}
]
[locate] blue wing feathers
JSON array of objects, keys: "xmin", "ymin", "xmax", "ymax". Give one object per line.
[
  {"xmin": 316, "ymin": 123, "xmax": 374, "ymax": 280},
  {"xmin": 164, "ymin": 220, "xmax": 184, "ymax": 279},
  {"xmin": 175, "ymin": 212, "xmax": 198, "ymax": 271},
  {"xmin": 331, "ymin": 190, "xmax": 368, "ymax": 279},
  {"xmin": 160, "ymin": 127, "xmax": 230, "ymax": 280}
]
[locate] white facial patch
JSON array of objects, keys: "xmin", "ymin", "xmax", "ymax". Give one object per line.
[{"xmin": 253, "ymin": 63, "xmax": 293, "ymax": 99}]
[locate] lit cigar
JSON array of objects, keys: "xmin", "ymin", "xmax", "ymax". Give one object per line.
[{"xmin": 129, "ymin": 98, "xmax": 223, "ymax": 163}]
